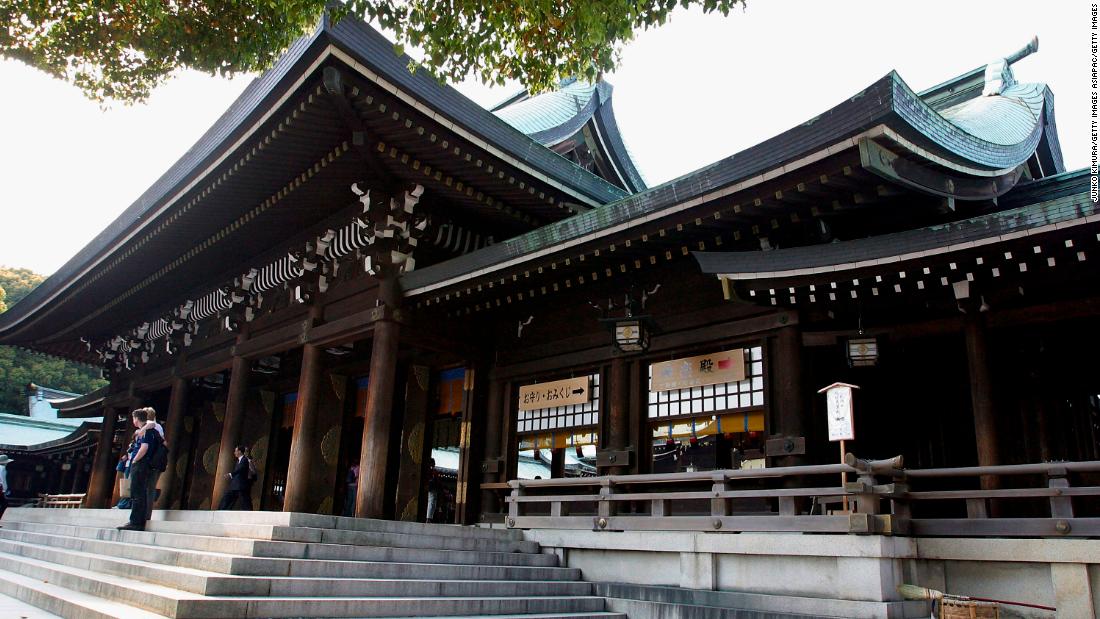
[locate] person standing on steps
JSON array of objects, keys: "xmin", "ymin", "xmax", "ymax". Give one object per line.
[
  {"xmin": 134, "ymin": 407, "xmax": 166, "ymax": 520},
  {"xmin": 426, "ymin": 457, "xmax": 441, "ymax": 522},
  {"xmin": 218, "ymin": 445, "xmax": 253, "ymax": 510},
  {"xmin": 117, "ymin": 408, "xmax": 162, "ymax": 531},
  {"xmin": 0, "ymin": 454, "xmax": 10, "ymax": 520},
  {"xmin": 342, "ymin": 464, "xmax": 359, "ymax": 517}
]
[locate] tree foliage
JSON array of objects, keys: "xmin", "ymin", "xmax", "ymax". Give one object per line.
[
  {"xmin": 0, "ymin": 266, "xmax": 107, "ymax": 415},
  {"xmin": 1, "ymin": 0, "xmax": 745, "ymax": 103}
]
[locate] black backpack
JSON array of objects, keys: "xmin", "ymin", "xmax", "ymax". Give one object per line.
[{"xmin": 148, "ymin": 431, "xmax": 169, "ymax": 471}]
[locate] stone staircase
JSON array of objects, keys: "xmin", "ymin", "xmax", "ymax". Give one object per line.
[{"xmin": 0, "ymin": 508, "xmax": 624, "ymax": 619}]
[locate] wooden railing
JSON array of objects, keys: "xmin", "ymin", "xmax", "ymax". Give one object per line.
[
  {"xmin": 33, "ymin": 493, "xmax": 86, "ymax": 508},
  {"xmin": 495, "ymin": 456, "xmax": 1100, "ymax": 537}
]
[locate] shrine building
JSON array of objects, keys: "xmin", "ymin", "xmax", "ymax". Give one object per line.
[{"xmin": 0, "ymin": 18, "xmax": 1097, "ymax": 614}]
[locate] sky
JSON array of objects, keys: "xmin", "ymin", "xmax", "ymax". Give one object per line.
[{"xmin": 0, "ymin": 0, "xmax": 1089, "ymax": 276}]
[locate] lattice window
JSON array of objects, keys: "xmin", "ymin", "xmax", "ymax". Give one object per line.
[
  {"xmin": 647, "ymin": 345, "xmax": 764, "ymax": 420},
  {"xmin": 517, "ymin": 373, "xmax": 600, "ymax": 434}
]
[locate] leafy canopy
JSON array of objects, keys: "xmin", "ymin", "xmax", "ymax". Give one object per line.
[
  {"xmin": 0, "ymin": 266, "xmax": 107, "ymax": 415},
  {"xmin": 1, "ymin": 0, "xmax": 745, "ymax": 103}
]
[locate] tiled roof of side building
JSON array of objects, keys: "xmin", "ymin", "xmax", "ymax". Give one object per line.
[{"xmin": 492, "ymin": 79, "xmax": 648, "ymax": 193}]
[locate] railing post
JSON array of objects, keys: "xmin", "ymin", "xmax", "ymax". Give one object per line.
[
  {"xmin": 651, "ymin": 498, "xmax": 670, "ymax": 517},
  {"xmin": 966, "ymin": 498, "xmax": 990, "ymax": 519},
  {"xmin": 711, "ymin": 473, "xmax": 730, "ymax": 517},
  {"xmin": 1048, "ymin": 467, "xmax": 1074, "ymax": 519},
  {"xmin": 550, "ymin": 498, "xmax": 570, "ymax": 517},
  {"xmin": 507, "ymin": 482, "xmax": 523, "ymax": 526},
  {"xmin": 778, "ymin": 496, "xmax": 797, "ymax": 515},
  {"xmin": 888, "ymin": 471, "xmax": 911, "ymax": 534},
  {"xmin": 598, "ymin": 479, "xmax": 616, "ymax": 519}
]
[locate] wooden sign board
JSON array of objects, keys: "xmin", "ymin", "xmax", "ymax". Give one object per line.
[
  {"xmin": 819, "ymin": 382, "xmax": 857, "ymax": 442},
  {"xmin": 650, "ymin": 349, "xmax": 745, "ymax": 392},
  {"xmin": 518, "ymin": 376, "xmax": 591, "ymax": 411}
]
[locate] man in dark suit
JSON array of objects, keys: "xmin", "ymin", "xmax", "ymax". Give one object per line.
[{"xmin": 218, "ymin": 445, "xmax": 253, "ymax": 510}]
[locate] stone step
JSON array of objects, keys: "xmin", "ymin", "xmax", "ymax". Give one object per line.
[
  {"xmin": 0, "ymin": 568, "xmax": 168, "ymax": 619},
  {"xmin": 4, "ymin": 508, "xmax": 523, "ymax": 542},
  {"xmin": 386, "ymin": 615, "xmax": 625, "ymax": 619},
  {"xmin": 0, "ymin": 532, "xmax": 579, "ymax": 581},
  {"xmin": 1, "ymin": 521, "xmax": 558, "ymax": 568},
  {"xmin": 4, "ymin": 511, "xmax": 537, "ymax": 554},
  {"xmin": 0, "ymin": 553, "xmax": 608, "ymax": 618},
  {"xmin": 0, "ymin": 537, "xmax": 591, "ymax": 598}
]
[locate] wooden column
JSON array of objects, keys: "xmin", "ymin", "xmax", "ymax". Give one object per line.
[
  {"xmin": 456, "ymin": 366, "xmax": 491, "ymax": 524},
  {"xmin": 550, "ymin": 448, "xmax": 565, "ymax": 478},
  {"xmin": 211, "ymin": 354, "xmax": 250, "ymax": 506},
  {"xmin": 501, "ymin": 382, "xmax": 519, "ymax": 481},
  {"xmin": 52, "ymin": 459, "xmax": 68, "ymax": 494},
  {"xmin": 85, "ymin": 406, "xmax": 122, "ymax": 508},
  {"xmin": 356, "ymin": 276, "xmax": 402, "ymax": 519},
  {"xmin": 283, "ymin": 343, "xmax": 324, "ymax": 513},
  {"xmin": 479, "ymin": 379, "xmax": 505, "ymax": 515},
  {"xmin": 964, "ymin": 311, "xmax": 1000, "ymax": 488},
  {"xmin": 770, "ymin": 321, "xmax": 806, "ymax": 466},
  {"xmin": 156, "ymin": 376, "xmax": 189, "ymax": 508},
  {"xmin": 606, "ymin": 355, "xmax": 631, "ymax": 475}
]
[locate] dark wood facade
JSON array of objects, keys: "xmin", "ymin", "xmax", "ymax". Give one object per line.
[{"xmin": 1, "ymin": 24, "xmax": 1094, "ymax": 524}]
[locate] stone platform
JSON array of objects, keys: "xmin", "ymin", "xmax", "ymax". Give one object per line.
[{"xmin": 0, "ymin": 508, "xmax": 624, "ymax": 619}]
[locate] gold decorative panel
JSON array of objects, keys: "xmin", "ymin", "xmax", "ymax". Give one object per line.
[
  {"xmin": 203, "ymin": 443, "xmax": 219, "ymax": 474},
  {"xmin": 330, "ymin": 374, "xmax": 347, "ymax": 400},
  {"xmin": 175, "ymin": 453, "xmax": 190, "ymax": 479},
  {"xmin": 321, "ymin": 426, "xmax": 341, "ymax": 466},
  {"xmin": 408, "ymin": 422, "xmax": 424, "ymax": 466}
]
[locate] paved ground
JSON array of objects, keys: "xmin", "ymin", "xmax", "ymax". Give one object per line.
[{"xmin": 0, "ymin": 592, "xmax": 62, "ymax": 618}]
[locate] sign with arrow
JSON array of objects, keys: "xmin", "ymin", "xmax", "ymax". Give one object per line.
[{"xmin": 518, "ymin": 376, "xmax": 591, "ymax": 411}]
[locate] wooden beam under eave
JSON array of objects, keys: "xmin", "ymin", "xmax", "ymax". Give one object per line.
[{"xmin": 322, "ymin": 66, "xmax": 396, "ymax": 192}]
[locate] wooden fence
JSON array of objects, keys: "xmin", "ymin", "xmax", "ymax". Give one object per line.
[{"xmin": 494, "ymin": 456, "xmax": 1100, "ymax": 537}]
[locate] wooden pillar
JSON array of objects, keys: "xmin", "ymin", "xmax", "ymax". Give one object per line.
[
  {"xmin": 156, "ymin": 376, "xmax": 189, "ymax": 508},
  {"xmin": 283, "ymin": 343, "xmax": 324, "ymax": 513},
  {"xmin": 356, "ymin": 276, "xmax": 402, "ymax": 519},
  {"xmin": 606, "ymin": 355, "xmax": 631, "ymax": 475},
  {"xmin": 964, "ymin": 311, "xmax": 999, "ymax": 488},
  {"xmin": 550, "ymin": 448, "xmax": 565, "ymax": 478},
  {"xmin": 456, "ymin": 366, "xmax": 492, "ymax": 524},
  {"xmin": 211, "ymin": 354, "xmax": 250, "ymax": 506},
  {"xmin": 85, "ymin": 406, "xmax": 122, "ymax": 508},
  {"xmin": 501, "ymin": 382, "xmax": 519, "ymax": 481},
  {"xmin": 480, "ymin": 379, "xmax": 505, "ymax": 515},
  {"xmin": 67, "ymin": 456, "xmax": 82, "ymax": 494},
  {"xmin": 770, "ymin": 321, "xmax": 806, "ymax": 467},
  {"xmin": 51, "ymin": 459, "xmax": 67, "ymax": 494}
]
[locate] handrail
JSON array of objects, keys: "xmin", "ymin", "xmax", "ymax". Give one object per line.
[
  {"xmin": 491, "ymin": 456, "xmax": 1100, "ymax": 538},
  {"xmin": 904, "ymin": 461, "xmax": 1100, "ymax": 478},
  {"xmin": 508, "ymin": 462, "xmax": 858, "ymax": 489}
]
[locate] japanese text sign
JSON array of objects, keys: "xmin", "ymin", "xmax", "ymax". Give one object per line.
[
  {"xmin": 518, "ymin": 376, "xmax": 591, "ymax": 411},
  {"xmin": 650, "ymin": 349, "xmax": 746, "ymax": 392},
  {"xmin": 821, "ymin": 383, "xmax": 857, "ymax": 442}
]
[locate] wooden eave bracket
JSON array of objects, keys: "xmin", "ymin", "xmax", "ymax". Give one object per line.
[{"xmin": 322, "ymin": 66, "xmax": 395, "ymax": 190}]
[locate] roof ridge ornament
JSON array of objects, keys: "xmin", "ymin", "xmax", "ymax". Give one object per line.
[{"xmin": 983, "ymin": 36, "xmax": 1038, "ymax": 97}]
